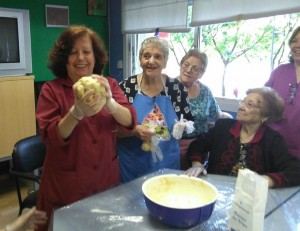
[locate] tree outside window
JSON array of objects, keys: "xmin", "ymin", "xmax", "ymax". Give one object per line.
[{"xmin": 131, "ymin": 13, "xmax": 300, "ymax": 99}]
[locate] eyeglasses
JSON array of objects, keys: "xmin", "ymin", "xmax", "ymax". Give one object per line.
[
  {"xmin": 239, "ymin": 99, "xmax": 260, "ymax": 109},
  {"xmin": 181, "ymin": 62, "xmax": 202, "ymax": 74},
  {"xmin": 287, "ymin": 83, "xmax": 298, "ymax": 105}
]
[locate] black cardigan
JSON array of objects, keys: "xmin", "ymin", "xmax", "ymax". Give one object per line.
[{"xmin": 188, "ymin": 119, "xmax": 300, "ymax": 188}]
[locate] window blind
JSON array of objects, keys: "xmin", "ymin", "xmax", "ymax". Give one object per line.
[
  {"xmin": 191, "ymin": 0, "xmax": 300, "ymax": 27},
  {"xmin": 122, "ymin": 0, "xmax": 189, "ymax": 34}
]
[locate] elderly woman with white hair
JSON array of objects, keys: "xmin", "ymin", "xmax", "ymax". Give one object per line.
[
  {"xmin": 118, "ymin": 37, "xmax": 193, "ymax": 182},
  {"xmin": 185, "ymin": 87, "xmax": 300, "ymax": 188}
]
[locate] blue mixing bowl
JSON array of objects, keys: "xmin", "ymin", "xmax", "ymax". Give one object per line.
[{"xmin": 142, "ymin": 174, "xmax": 218, "ymax": 228}]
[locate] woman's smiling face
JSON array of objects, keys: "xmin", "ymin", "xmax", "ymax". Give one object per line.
[
  {"xmin": 66, "ymin": 35, "xmax": 95, "ymax": 82},
  {"xmin": 140, "ymin": 45, "xmax": 166, "ymax": 78},
  {"xmin": 290, "ymin": 31, "xmax": 300, "ymax": 64}
]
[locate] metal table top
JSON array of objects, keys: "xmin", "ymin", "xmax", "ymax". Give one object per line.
[{"xmin": 51, "ymin": 168, "xmax": 300, "ymax": 231}]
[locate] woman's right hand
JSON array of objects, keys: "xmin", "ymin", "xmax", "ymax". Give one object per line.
[
  {"xmin": 4, "ymin": 207, "xmax": 47, "ymax": 231},
  {"xmin": 134, "ymin": 125, "xmax": 156, "ymax": 141},
  {"xmin": 72, "ymin": 85, "xmax": 106, "ymax": 118},
  {"xmin": 185, "ymin": 162, "xmax": 207, "ymax": 177}
]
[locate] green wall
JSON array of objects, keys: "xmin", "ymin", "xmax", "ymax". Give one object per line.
[{"xmin": 0, "ymin": 0, "xmax": 108, "ymax": 81}]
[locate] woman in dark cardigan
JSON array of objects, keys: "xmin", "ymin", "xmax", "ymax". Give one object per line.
[{"xmin": 185, "ymin": 87, "xmax": 300, "ymax": 188}]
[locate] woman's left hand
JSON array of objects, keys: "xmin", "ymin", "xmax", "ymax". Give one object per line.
[
  {"xmin": 93, "ymin": 74, "xmax": 118, "ymax": 114},
  {"xmin": 219, "ymin": 112, "xmax": 233, "ymax": 119},
  {"xmin": 263, "ymin": 175, "xmax": 275, "ymax": 188},
  {"xmin": 185, "ymin": 163, "xmax": 207, "ymax": 177}
]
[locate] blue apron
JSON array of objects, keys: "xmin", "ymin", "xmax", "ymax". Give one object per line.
[{"xmin": 117, "ymin": 75, "xmax": 180, "ymax": 182}]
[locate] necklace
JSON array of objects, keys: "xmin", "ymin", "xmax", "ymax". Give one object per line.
[{"xmin": 231, "ymin": 143, "xmax": 248, "ymax": 176}]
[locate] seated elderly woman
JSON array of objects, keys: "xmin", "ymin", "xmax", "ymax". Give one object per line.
[{"xmin": 185, "ymin": 87, "xmax": 300, "ymax": 188}]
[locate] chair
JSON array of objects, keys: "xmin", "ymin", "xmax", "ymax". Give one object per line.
[{"xmin": 10, "ymin": 135, "xmax": 46, "ymax": 215}]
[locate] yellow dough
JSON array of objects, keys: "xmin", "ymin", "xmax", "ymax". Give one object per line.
[{"xmin": 74, "ymin": 76, "xmax": 105, "ymax": 102}]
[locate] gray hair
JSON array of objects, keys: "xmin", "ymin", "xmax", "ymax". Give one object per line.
[
  {"xmin": 180, "ymin": 49, "xmax": 208, "ymax": 72},
  {"xmin": 246, "ymin": 87, "xmax": 284, "ymax": 124},
  {"xmin": 139, "ymin": 37, "xmax": 169, "ymax": 62}
]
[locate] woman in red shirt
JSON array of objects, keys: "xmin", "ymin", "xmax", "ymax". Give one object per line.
[{"xmin": 35, "ymin": 25, "xmax": 137, "ymax": 231}]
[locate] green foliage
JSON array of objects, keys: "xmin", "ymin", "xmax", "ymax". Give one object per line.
[
  {"xmin": 168, "ymin": 31, "xmax": 195, "ymax": 65},
  {"xmin": 168, "ymin": 13, "xmax": 300, "ymax": 96}
]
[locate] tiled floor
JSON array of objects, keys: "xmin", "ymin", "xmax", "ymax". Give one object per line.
[{"xmin": 0, "ymin": 174, "xmax": 32, "ymax": 229}]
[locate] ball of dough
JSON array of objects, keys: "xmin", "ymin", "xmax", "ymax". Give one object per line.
[{"xmin": 74, "ymin": 76, "xmax": 105, "ymax": 102}]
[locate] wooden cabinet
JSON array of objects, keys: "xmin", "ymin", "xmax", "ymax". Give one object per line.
[{"xmin": 0, "ymin": 75, "xmax": 36, "ymax": 160}]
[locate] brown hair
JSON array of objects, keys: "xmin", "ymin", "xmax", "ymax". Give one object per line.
[
  {"xmin": 288, "ymin": 26, "xmax": 300, "ymax": 63},
  {"xmin": 48, "ymin": 25, "xmax": 108, "ymax": 78},
  {"xmin": 246, "ymin": 87, "xmax": 284, "ymax": 124},
  {"xmin": 180, "ymin": 49, "xmax": 208, "ymax": 72}
]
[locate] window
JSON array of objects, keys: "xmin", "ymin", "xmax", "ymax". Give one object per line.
[{"xmin": 125, "ymin": 12, "xmax": 300, "ymax": 103}]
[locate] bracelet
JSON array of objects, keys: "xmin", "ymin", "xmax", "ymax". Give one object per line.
[
  {"xmin": 69, "ymin": 105, "xmax": 84, "ymax": 121},
  {"xmin": 106, "ymin": 98, "xmax": 118, "ymax": 114}
]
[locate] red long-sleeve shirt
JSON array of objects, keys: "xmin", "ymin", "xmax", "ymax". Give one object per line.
[{"xmin": 36, "ymin": 77, "xmax": 137, "ymax": 230}]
